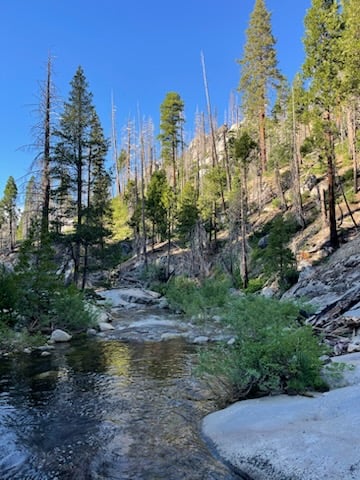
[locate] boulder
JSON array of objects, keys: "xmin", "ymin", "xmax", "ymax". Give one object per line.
[
  {"xmin": 50, "ymin": 329, "xmax": 72, "ymax": 343},
  {"xmin": 98, "ymin": 288, "xmax": 161, "ymax": 308},
  {"xmin": 98, "ymin": 322, "xmax": 115, "ymax": 332},
  {"xmin": 203, "ymin": 353, "xmax": 360, "ymax": 480}
]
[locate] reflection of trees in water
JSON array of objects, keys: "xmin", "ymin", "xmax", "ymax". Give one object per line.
[{"xmin": 129, "ymin": 339, "xmax": 194, "ymax": 380}]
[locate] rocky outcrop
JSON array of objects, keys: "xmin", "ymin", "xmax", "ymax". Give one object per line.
[
  {"xmin": 98, "ymin": 288, "xmax": 162, "ymax": 309},
  {"xmin": 283, "ymin": 233, "xmax": 360, "ymax": 353}
]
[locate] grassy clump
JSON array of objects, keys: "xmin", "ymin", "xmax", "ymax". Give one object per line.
[{"xmin": 198, "ymin": 295, "xmax": 328, "ymax": 401}]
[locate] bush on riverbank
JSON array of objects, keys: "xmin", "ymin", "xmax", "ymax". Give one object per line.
[
  {"xmin": 197, "ymin": 295, "xmax": 328, "ymax": 401},
  {"xmin": 165, "ymin": 275, "xmax": 231, "ymax": 317},
  {"xmin": 0, "ymin": 241, "xmax": 97, "ymax": 340}
]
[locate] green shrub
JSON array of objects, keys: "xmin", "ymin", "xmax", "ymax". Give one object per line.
[
  {"xmin": 198, "ymin": 295, "xmax": 328, "ymax": 401},
  {"xmin": 244, "ymin": 277, "xmax": 265, "ymax": 293},
  {"xmin": 166, "ymin": 275, "xmax": 231, "ymax": 317},
  {"xmin": 0, "ymin": 265, "xmax": 19, "ymax": 326},
  {"xmin": 50, "ymin": 286, "xmax": 97, "ymax": 331},
  {"xmin": 0, "ymin": 323, "xmax": 45, "ymax": 352}
]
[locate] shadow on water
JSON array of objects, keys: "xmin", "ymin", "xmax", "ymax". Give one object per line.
[{"xmin": 0, "ymin": 336, "xmax": 241, "ymax": 479}]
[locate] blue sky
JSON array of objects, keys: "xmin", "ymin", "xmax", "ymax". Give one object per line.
[{"xmin": 0, "ymin": 0, "xmax": 311, "ymax": 201}]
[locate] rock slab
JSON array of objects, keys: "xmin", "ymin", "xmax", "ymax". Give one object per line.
[{"xmin": 203, "ymin": 353, "xmax": 360, "ymax": 480}]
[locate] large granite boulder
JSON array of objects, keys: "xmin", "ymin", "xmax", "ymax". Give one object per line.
[{"xmin": 203, "ymin": 353, "xmax": 360, "ymax": 480}]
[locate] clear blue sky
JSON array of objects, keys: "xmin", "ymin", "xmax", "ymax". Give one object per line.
[{"xmin": 0, "ymin": 0, "xmax": 311, "ymax": 202}]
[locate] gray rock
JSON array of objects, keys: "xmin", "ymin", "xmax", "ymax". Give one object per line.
[
  {"xmin": 87, "ymin": 328, "xmax": 98, "ymax": 336},
  {"xmin": 50, "ymin": 329, "xmax": 72, "ymax": 343},
  {"xmin": 260, "ymin": 286, "xmax": 275, "ymax": 298},
  {"xmin": 98, "ymin": 288, "xmax": 161, "ymax": 308},
  {"xmin": 41, "ymin": 351, "xmax": 51, "ymax": 357},
  {"xmin": 158, "ymin": 298, "xmax": 169, "ymax": 309},
  {"xmin": 98, "ymin": 322, "xmax": 115, "ymax": 332},
  {"xmin": 192, "ymin": 336, "xmax": 209, "ymax": 344}
]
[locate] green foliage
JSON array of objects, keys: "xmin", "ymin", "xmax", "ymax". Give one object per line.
[
  {"xmin": 8, "ymin": 234, "xmax": 96, "ymax": 333},
  {"xmin": 111, "ymin": 196, "xmax": 132, "ymax": 241},
  {"xmin": 237, "ymin": 0, "xmax": 282, "ymax": 121},
  {"xmin": 262, "ymin": 215, "xmax": 298, "ymax": 291},
  {"xmin": 176, "ymin": 182, "xmax": 199, "ymax": 244},
  {"xmin": 146, "ymin": 169, "xmax": 169, "ymax": 241},
  {"xmin": 244, "ymin": 277, "xmax": 265, "ymax": 293},
  {"xmin": 198, "ymin": 295, "xmax": 328, "ymax": 400},
  {"xmin": 166, "ymin": 275, "xmax": 231, "ymax": 317},
  {"xmin": 300, "ymin": 136, "xmax": 317, "ymax": 157},
  {"xmin": 158, "ymin": 91, "xmax": 185, "ymax": 188},
  {"xmin": 0, "ymin": 266, "xmax": 18, "ymax": 326},
  {"xmin": 0, "ymin": 324, "xmax": 45, "ymax": 353},
  {"xmin": 50, "ymin": 286, "xmax": 97, "ymax": 331}
]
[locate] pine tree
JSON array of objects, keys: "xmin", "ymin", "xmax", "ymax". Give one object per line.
[
  {"xmin": 146, "ymin": 169, "xmax": 168, "ymax": 244},
  {"xmin": 1, "ymin": 176, "xmax": 18, "ymax": 251},
  {"xmin": 81, "ymin": 109, "xmax": 111, "ymax": 288},
  {"xmin": 303, "ymin": 0, "xmax": 343, "ymax": 249},
  {"xmin": 237, "ymin": 0, "xmax": 282, "ymax": 171},
  {"xmin": 20, "ymin": 176, "xmax": 39, "ymax": 240},
  {"xmin": 54, "ymin": 67, "xmax": 109, "ymax": 285},
  {"xmin": 158, "ymin": 92, "xmax": 185, "ymax": 189},
  {"xmin": 233, "ymin": 131, "xmax": 257, "ymax": 288},
  {"xmin": 342, "ymin": 0, "xmax": 360, "ymax": 193}
]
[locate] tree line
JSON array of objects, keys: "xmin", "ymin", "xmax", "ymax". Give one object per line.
[{"xmin": 0, "ymin": 0, "xmax": 358, "ymax": 292}]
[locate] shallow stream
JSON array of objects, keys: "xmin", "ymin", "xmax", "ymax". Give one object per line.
[{"xmin": 0, "ymin": 334, "xmax": 240, "ymax": 479}]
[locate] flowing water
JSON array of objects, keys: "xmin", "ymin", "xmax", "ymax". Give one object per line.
[{"xmin": 0, "ymin": 335, "xmax": 240, "ymax": 480}]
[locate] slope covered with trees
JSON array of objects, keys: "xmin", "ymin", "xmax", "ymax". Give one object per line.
[{"xmin": 0, "ymin": 0, "xmax": 359, "ymax": 376}]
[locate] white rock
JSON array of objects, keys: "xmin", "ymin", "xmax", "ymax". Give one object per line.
[
  {"xmin": 41, "ymin": 351, "xmax": 51, "ymax": 357},
  {"xmin": 348, "ymin": 343, "xmax": 360, "ymax": 353},
  {"xmin": 50, "ymin": 329, "xmax": 72, "ymax": 343},
  {"xmin": 98, "ymin": 322, "xmax": 115, "ymax": 332},
  {"xmin": 192, "ymin": 336, "xmax": 209, "ymax": 344}
]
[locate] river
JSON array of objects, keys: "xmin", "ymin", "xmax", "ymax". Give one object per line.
[{"xmin": 0, "ymin": 334, "xmax": 241, "ymax": 479}]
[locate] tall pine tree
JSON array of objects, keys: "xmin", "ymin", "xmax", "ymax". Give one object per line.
[
  {"xmin": 54, "ymin": 67, "xmax": 110, "ymax": 285},
  {"xmin": 158, "ymin": 92, "xmax": 185, "ymax": 190},
  {"xmin": 303, "ymin": 0, "xmax": 343, "ymax": 249},
  {"xmin": 237, "ymin": 0, "xmax": 282, "ymax": 171}
]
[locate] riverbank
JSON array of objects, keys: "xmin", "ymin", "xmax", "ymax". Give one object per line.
[{"xmin": 202, "ymin": 352, "xmax": 360, "ymax": 480}]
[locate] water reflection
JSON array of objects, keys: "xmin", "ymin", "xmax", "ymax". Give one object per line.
[{"xmin": 0, "ymin": 338, "xmax": 239, "ymax": 479}]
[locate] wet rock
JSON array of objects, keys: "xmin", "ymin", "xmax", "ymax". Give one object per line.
[
  {"xmin": 41, "ymin": 351, "xmax": 51, "ymax": 357},
  {"xmin": 50, "ymin": 329, "xmax": 72, "ymax": 343}
]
